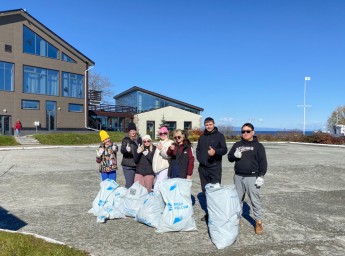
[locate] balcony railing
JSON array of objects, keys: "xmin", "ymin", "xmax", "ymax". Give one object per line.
[{"xmin": 88, "ymin": 104, "xmax": 137, "ymax": 113}]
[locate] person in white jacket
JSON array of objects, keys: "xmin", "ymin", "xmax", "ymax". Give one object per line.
[{"xmin": 152, "ymin": 126, "xmax": 173, "ymax": 193}]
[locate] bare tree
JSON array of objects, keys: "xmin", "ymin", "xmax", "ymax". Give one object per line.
[
  {"xmin": 327, "ymin": 105, "xmax": 345, "ymax": 132},
  {"xmin": 88, "ymin": 71, "xmax": 115, "ymax": 104},
  {"xmin": 217, "ymin": 125, "xmax": 234, "ymax": 137}
]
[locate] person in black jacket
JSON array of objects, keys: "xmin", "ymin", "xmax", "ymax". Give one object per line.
[
  {"xmin": 196, "ymin": 117, "xmax": 228, "ymax": 221},
  {"xmin": 167, "ymin": 129, "xmax": 194, "ymax": 179},
  {"xmin": 134, "ymin": 134, "xmax": 156, "ymax": 193},
  {"xmin": 121, "ymin": 122, "xmax": 142, "ymax": 188},
  {"xmin": 228, "ymin": 123, "xmax": 267, "ymax": 235}
]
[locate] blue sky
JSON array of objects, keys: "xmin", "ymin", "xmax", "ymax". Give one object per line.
[{"xmin": 3, "ymin": 1, "xmax": 345, "ymax": 130}]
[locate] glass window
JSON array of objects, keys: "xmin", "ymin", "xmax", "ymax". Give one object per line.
[
  {"xmin": 0, "ymin": 61, "xmax": 14, "ymax": 91},
  {"xmin": 23, "ymin": 26, "xmax": 59, "ymax": 59},
  {"xmin": 165, "ymin": 121, "xmax": 176, "ymax": 131},
  {"xmin": 62, "ymin": 52, "xmax": 76, "ymax": 63},
  {"xmin": 62, "ymin": 72, "xmax": 84, "ymax": 98},
  {"xmin": 23, "ymin": 66, "xmax": 59, "ymax": 96},
  {"xmin": 68, "ymin": 103, "xmax": 83, "ymax": 112},
  {"xmin": 22, "ymin": 100, "xmax": 40, "ymax": 110},
  {"xmin": 184, "ymin": 122, "xmax": 192, "ymax": 130},
  {"xmin": 116, "ymin": 90, "xmax": 200, "ymax": 114}
]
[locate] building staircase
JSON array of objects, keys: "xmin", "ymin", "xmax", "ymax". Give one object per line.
[{"xmin": 14, "ymin": 135, "xmax": 41, "ymax": 145}]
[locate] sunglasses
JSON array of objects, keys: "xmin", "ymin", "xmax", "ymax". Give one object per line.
[
  {"xmin": 241, "ymin": 130, "xmax": 252, "ymax": 134},
  {"xmin": 143, "ymin": 140, "xmax": 151, "ymax": 143},
  {"xmin": 159, "ymin": 132, "xmax": 168, "ymax": 136},
  {"xmin": 174, "ymin": 136, "xmax": 181, "ymax": 140}
]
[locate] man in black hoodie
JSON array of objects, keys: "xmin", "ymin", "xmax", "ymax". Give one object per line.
[
  {"xmin": 196, "ymin": 117, "xmax": 228, "ymax": 221},
  {"xmin": 228, "ymin": 123, "xmax": 267, "ymax": 235}
]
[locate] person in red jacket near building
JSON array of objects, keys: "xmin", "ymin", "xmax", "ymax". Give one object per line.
[
  {"xmin": 14, "ymin": 119, "xmax": 22, "ymax": 137},
  {"xmin": 166, "ymin": 129, "xmax": 194, "ymax": 179}
]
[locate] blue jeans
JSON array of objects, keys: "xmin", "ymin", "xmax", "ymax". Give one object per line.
[{"xmin": 100, "ymin": 171, "xmax": 116, "ymax": 181}]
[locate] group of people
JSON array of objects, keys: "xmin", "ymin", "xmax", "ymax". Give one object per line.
[{"xmin": 95, "ymin": 118, "xmax": 267, "ymax": 235}]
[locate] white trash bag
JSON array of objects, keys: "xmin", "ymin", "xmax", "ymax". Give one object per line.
[
  {"xmin": 205, "ymin": 183, "xmax": 241, "ymax": 249},
  {"xmin": 135, "ymin": 191, "xmax": 165, "ymax": 228},
  {"xmin": 122, "ymin": 181, "xmax": 148, "ymax": 217},
  {"xmin": 88, "ymin": 179, "xmax": 127, "ymax": 223},
  {"xmin": 156, "ymin": 178, "xmax": 197, "ymax": 233}
]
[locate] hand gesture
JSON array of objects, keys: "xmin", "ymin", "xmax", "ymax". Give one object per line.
[
  {"xmin": 234, "ymin": 148, "xmax": 242, "ymax": 158},
  {"xmin": 112, "ymin": 144, "xmax": 118, "ymax": 152},
  {"xmin": 96, "ymin": 148, "xmax": 104, "ymax": 157},
  {"xmin": 157, "ymin": 142, "xmax": 163, "ymax": 150},
  {"xmin": 137, "ymin": 144, "xmax": 144, "ymax": 154},
  {"xmin": 255, "ymin": 177, "xmax": 264, "ymax": 187},
  {"xmin": 208, "ymin": 146, "xmax": 215, "ymax": 156},
  {"xmin": 170, "ymin": 144, "xmax": 175, "ymax": 151},
  {"xmin": 126, "ymin": 143, "xmax": 131, "ymax": 152},
  {"xmin": 143, "ymin": 149, "xmax": 149, "ymax": 156}
]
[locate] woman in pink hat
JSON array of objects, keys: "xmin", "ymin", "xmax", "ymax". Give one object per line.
[{"xmin": 152, "ymin": 126, "xmax": 173, "ymax": 193}]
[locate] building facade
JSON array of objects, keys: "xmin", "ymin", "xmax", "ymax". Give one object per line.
[
  {"xmin": 0, "ymin": 9, "xmax": 95, "ymax": 135},
  {"xmin": 114, "ymin": 86, "xmax": 203, "ymax": 138}
]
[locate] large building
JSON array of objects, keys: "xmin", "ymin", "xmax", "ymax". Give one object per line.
[
  {"xmin": 0, "ymin": 9, "xmax": 94, "ymax": 135},
  {"xmin": 114, "ymin": 86, "xmax": 203, "ymax": 139},
  {"xmin": 0, "ymin": 9, "xmax": 203, "ymax": 137}
]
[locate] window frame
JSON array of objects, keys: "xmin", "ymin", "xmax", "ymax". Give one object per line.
[
  {"xmin": 68, "ymin": 103, "xmax": 84, "ymax": 113},
  {"xmin": 21, "ymin": 99, "xmax": 40, "ymax": 110}
]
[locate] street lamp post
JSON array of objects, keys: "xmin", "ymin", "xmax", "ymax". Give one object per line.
[{"xmin": 298, "ymin": 76, "xmax": 311, "ymax": 135}]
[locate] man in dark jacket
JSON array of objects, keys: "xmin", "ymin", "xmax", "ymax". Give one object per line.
[
  {"xmin": 196, "ymin": 117, "xmax": 227, "ymax": 220},
  {"xmin": 228, "ymin": 123, "xmax": 267, "ymax": 235}
]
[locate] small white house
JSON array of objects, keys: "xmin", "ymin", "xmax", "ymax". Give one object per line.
[{"xmin": 134, "ymin": 106, "xmax": 202, "ymax": 139}]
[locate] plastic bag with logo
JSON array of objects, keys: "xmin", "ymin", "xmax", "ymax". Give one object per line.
[{"xmin": 156, "ymin": 178, "xmax": 197, "ymax": 233}]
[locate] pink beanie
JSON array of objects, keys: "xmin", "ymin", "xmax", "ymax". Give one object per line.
[{"xmin": 159, "ymin": 126, "xmax": 169, "ymax": 133}]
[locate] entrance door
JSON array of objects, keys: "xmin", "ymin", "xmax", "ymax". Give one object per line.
[
  {"xmin": 146, "ymin": 121, "xmax": 155, "ymax": 139},
  {"xmin": 0, "ymin": 115, "xmax": 12, "ymax": 135},
  {"xmin": 46, "ymin": 101, "xmax": 56, "ymax": 131}
]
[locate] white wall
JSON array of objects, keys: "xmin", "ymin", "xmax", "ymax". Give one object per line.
[{"xmin": 134, "ymin": 106, "xmax": 202, "ymax": 138}]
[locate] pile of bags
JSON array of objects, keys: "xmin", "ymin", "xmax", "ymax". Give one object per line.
[
  {"xmin": 88, "ymin": 178, "xmax": 197, "ymax": 232},
  {"xmin": 88, "ymin": 178, "xmax": 241, "ymax": 249}
]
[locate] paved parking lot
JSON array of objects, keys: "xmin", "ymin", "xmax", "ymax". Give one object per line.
[{"xmin": 1, "ymin": 142, "xmax": 345, "ymax": 255}]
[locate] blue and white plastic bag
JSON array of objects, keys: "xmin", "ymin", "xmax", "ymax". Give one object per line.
[
  {"xmin": 88, "ymin": 179, "xmax": 127, "ymax": 223},
  {"xmin": 156, "ymin": 178, "xmax": 197, "ymax": 233},
  {"xmin": 205, "ymin": 183, "xmax": 241, "ymax": 249},
  {"xmin": 122, "ymin": 181, "xmax": 148, "ymax": 217},
  {"xmin": 135, "ymin": 191, "xmax": 165, "ymax": 228}
]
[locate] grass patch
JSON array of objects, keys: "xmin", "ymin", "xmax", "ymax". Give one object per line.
[
  {"xmin": 33, "ymin": 132, "xmax": 126, "ymax": 145},
  {"xmin": 0, "ymin": 136, "xmax": 20, "ymax": 146},
  {"xmin": 0, "ymin": 230, "xmax": 89, "ymax": 256}
]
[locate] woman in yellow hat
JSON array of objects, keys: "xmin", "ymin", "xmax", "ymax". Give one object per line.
[{"xmin": 96, "ymin": 130, "xmax": 118, "ymax": 181}]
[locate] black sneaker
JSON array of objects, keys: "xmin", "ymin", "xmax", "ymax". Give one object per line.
[{"xmin": 201, "ymin": 214, "xmax": 208, "ymax": 221}]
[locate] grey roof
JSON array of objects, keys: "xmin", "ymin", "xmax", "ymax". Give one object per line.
[
  {"xmin": 113, "ymin": 86, "xmax": 204, "ymax": 111},
  {"xmin": 0, "ymin": 8, "xmax": 95, "ymax": 66}
]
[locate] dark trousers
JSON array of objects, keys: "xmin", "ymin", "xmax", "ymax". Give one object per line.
[
  {"xmin": 122, "ymin": 165, "xmax": 136, "ymax": 188},
  {"xmin": 198, "ymin": 165, "xmax": 222, "ymax": 193}
]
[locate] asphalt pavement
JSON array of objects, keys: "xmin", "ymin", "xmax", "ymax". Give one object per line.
[{"xmin": 0, "ymin": 142, "xmax": 345, "ymax": 256}]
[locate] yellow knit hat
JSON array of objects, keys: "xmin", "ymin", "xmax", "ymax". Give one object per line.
[{"xmin": 99, "ymin": 130, "xmax": 109, "ymax": 142}]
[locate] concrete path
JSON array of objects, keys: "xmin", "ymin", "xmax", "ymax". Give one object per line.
[{"xmin": 0, "ymin": 142, "xmax": 345, "ymax": 256}]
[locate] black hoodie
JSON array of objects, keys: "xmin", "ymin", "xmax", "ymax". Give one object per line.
[
  {"xmin": 228, "ymin": 136, "xmax": 267, "ymax": 177},
  {"xmin": 196, "ymin": 127, "xmax": 227, "ymax": 168}
]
